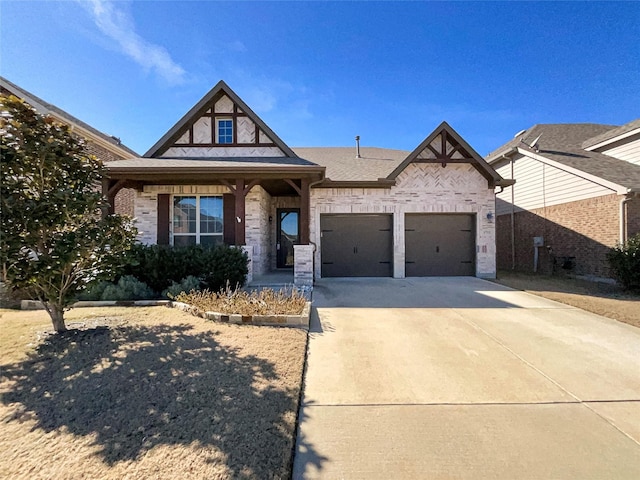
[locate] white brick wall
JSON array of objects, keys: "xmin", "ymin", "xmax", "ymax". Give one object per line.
[
  {"xmin": 133, "ymin": 184, "xmax": 269, "ymax": 275},
  {"xmin": 134, "ymin": 192, "xmax": 158, "ymax": 245},
  {"xmin": 294, "ymin": 245, "xmax": 314, "ymax": 286},
  {"xmin": 310, "ymin": 163, "xmax": 497, "ymax": 279},
  {"xmin": 131, "ymin": 162, "xmax": 498, "ymax": 279},
  {"xmin": 245, "ymin": 186, "xmax": 271, "ymax": 275}
]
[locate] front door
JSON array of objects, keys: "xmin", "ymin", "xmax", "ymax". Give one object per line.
[{"xmin": 277, "ymin": 209, "xmax": 299, "ymax": 268}]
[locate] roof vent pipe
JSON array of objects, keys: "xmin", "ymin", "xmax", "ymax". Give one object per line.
[{"xmin": 355, "ymin": 135, "xmax": 361, "ymax": 158}]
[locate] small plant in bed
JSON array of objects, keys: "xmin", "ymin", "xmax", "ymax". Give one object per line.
[
  {"xmin": 174, "ymin": 286, "xmax": 307, "ymax": 316},
  {"xmin": 607, "ymin": 233, "xmax": 640, "ymax": 291}
]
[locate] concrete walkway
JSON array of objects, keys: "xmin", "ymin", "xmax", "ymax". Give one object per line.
[{"xmin": 293, "ymin": 277, "xmax": 640, "ymax": 479}]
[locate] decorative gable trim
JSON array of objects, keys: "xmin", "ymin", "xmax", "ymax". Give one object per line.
[
  {"xmin": 387, "ymin": 121, "xmax": 505, "ymax": 188},
  {"xmin": 144, "ymin": 80, "xmax": 297, "ymax": 158}
]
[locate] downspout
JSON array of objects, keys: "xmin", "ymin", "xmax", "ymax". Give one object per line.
[
  {"xmin": 620, "ymin": 192, "xmax": 638, "ymax": 244},
  {"xmin": 510, "ymin": 156, "xmax": 516, "ymax": 270},
  {"xmin": 497, "ymin": 152, "xmax": 517, "ymax": 270},
  {"xmin": 307, "ymin": 174, "xmax": 327, "ymax": 281}
]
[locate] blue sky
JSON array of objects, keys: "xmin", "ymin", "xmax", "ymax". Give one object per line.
[{"xmin": 2, "ymin": 1, "xmax": 639, "ymax": 156}]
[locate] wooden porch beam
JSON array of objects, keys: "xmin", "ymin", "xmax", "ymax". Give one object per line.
[
  {"xmin": 220, "ymin": 179, "xmax": 235, "ymax": 194},
  {"xmin": 283, "ymin": 178, "xmax": 302, "ymax": 196},
  {"xmin": 300, "ymin": 178, "xmax": 310, "ymax": 245},
  {"xmin": 243, "ymin": 179, "xmax": 260, "ymax": 196},
  {"xmin": 101, "ymin": 178, "xmax": 113, "ymax": 217}
]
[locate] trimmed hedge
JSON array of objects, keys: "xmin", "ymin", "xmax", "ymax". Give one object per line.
[{"xmin": 122, "ymin": 244, "xmax": 249, "ymax": 293}]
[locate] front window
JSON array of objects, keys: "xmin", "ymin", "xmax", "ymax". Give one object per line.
[
  {"xmin": 172, "ymin": 195, "xmax": 223, "ymax": 246},
  {"xmin": 216, "ymin": 119, "xmax": 233, "ymax": 144}
]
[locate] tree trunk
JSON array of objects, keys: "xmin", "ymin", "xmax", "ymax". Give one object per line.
[{"xmin": 48, "ymin": 304, "xmax": 67, "ymax": 333}]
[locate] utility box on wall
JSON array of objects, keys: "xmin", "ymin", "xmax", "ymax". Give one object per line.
[{"xmin": 533, "ymin": 236, "xmax": 544, "ymax": 247}]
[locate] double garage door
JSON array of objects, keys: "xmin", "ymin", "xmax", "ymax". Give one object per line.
[{"xmin": 320, "ymin": 214, "xmax": 475, "ymax": 277}]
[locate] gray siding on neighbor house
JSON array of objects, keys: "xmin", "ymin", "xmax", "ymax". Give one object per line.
[
  {"xmin": 597, "ymin": 134, "xmax": 640, "ymax": 166},
  {"xmin": 493, "ymin": 154, "xmax": 616, "ymax": 216}
]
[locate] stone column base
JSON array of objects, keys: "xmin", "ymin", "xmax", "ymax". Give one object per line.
[
  {"xmin": 241, "ymin": 245, "xmax": 254, "ymax": 285},
  {"xmin": 294, "ymin": 245, "xmax": 314, "ymax": 286}
]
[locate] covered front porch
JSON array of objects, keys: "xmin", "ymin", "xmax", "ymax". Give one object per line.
[{"xmin": 104, "ymin": 159, "xmax": 324, "ymax": 286}]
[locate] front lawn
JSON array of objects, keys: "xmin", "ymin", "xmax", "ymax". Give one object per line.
[
  {"xmin": 492, "ymin": 271, "xmax": 640, "ymax": 329},
  {"xmin": 0, "ymin": 306, "xmax": 307, "ymax": 479}
]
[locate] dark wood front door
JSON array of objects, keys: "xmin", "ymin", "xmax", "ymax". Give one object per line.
[{"xmin": 277, "ymin": 209, "xmax": 299, "ymax": 268}]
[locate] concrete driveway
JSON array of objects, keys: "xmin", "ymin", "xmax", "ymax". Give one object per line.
[{"xmin": 293, "ymin": 277, "xmax": 640, "ymax": 479}]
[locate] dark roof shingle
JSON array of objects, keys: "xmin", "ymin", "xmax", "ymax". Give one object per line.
[
  {"xmin": 0, "ymin": 76, "xmax": 138, "ymax": 157},
  {"xmin": 292, "ymin": 147, "xmax": 408, "ymax": 181},
  {"xmin": 582, "ymin": 119, "xmax": 640, "ymax": 149},
  {"xmin": 486, "ymin": 123, "xmax": 640, "ymax": 190}
]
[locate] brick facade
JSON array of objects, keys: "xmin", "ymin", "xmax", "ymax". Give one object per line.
[
  {"xmin": 311, "ymin": 163, "xmax": 497, "ymax": 279},
  {"xmin": 496, "ymin": 193, "xmax": 640, "ymax": 277},
  {"xmin": 245, "ymin": 186, "xmax": 271, "ymax": 275},
  {"xmin": 85, "ymin": 142, "xmax": 135, "ymax": 217},
  {"xmin": 293, "ymin": 245, "xmax": 314, "ymax": 286},
  {"xmin": 134, "ymin": 185, "xmax": 277, "ymax": 276}
]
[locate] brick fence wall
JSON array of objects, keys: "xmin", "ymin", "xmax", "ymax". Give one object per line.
[{"xmin": 497, "ymin": 193, "xmax": 640, "ymax": 277}]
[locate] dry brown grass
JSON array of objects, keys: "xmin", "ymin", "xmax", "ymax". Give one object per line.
[
  {"xmin": 0, "ymin": 306, "xmax": 308, "ymax": 479},
  {"xmin": 492, "ymin": 271, "xmax": 640, "ymax": 329},
  {"xmin": 175, "ymin": 287, "xmax": 307, "ymax": 316}
]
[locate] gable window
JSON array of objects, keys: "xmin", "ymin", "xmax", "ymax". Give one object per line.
[
  {"xmin": 216, "ymin": 119, "xmax": 233, "ymax": 144},
  {"xmin": 172, "ymin": 195, "xmax": 223, "ymax": 246}
]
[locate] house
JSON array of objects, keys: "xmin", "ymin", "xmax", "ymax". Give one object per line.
[
  {"xmin": 104, "ymin": 81, "xmax": 512, "ymax": 285},
  {"xmin": 487, "ymin": 121, "xmax": 640, "ymax": 278},
  {"xmin": 0, "ymin": 76, "xmax": 139, "ymax": 216}
]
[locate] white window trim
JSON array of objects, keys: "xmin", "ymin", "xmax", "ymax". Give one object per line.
[
  {"xmin": 171, "ymin": 195, "xmax": 223, "ymax": 246},
  {"xmin": 215, "ymin": 118, "xmax": 233, "ymax": 144}
]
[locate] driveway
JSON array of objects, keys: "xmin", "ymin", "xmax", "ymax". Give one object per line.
[{"xmin": 293, "ymin": 277, "xmax": 640, "ymax": 479}]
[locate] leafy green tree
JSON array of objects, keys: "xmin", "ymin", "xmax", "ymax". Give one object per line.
[{"xmin": 1, "ymin": 95, "xmax": 138, "ymax": 332}]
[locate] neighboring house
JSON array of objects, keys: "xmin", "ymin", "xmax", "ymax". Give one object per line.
[
  {"xmin": 487, "ymin": 121, "xmax": 640, "ymax": 278},
  {"xmin": 0, "ymin": 76, "xmax": 139, "ymax": 216},
  {"xmin": 105, "ymin": 80, "xmax": 512, "ymax": 285}
]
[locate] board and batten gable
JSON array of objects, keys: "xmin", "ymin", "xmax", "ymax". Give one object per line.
[
  {"xmin": 144, "ymin": 80, "xmax": 296, "ymax": 159},
  {"xmin": 493, "ymin": 154, "xmax": 616, "ymax": 216},
  {"xmin": 310, "ymin": 162, "xmax": 497, "ymax": 279},
  {"xmin": 157, "ymin": 93, "xmax": 286, "ymax": 158}
]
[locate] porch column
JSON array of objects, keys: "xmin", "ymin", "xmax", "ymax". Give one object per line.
[
  {"xmin": 101, "ymin": 178, "xmax": 117, "ymax": 216},
  {"xmin": 234, "ymin": 178, "xmax": 246, "ymax": 245},
  {"xmin": 300, "ymin": 178, "xmax": 310, "ymax": 245}
]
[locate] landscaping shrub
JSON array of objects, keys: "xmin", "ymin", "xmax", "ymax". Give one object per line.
[
  {"xmin": 607, "ymin": 233, "xmax": 640, "ymax": 291},
  {"xmin": 175, "ymin": 287, "xmax": 307, "ymax": 316},
  {"xmin": 123, "ymin": 244, "xmax": 248, "ymax": 293},
  {"xmin": 76, "ymin": 280, "xmax": 112, "ymax": 301},
  {"xmin": 100, "ymin": 275, "xmax": 155, "ymax": 301},
  {"xmin": 200, "ymin": 246, "xmax": 249, "ymax": 291},
  {"xmin": 162, "ymin": 275, "xmax": 203, "ymax": 299}
]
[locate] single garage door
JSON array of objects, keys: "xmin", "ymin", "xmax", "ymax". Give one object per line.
[
  {"xmin": 405, "ymin": 214, "xmax": 475, "ymax": 276},
  {"xmin": 321, "ymin": 214, "xmax": 393, "ymax": 277}
]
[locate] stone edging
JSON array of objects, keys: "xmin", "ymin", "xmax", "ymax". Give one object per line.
[
  {"xmin": 168, "ymin": 301, "xmax": 311, "ymax": 329},
  {"xmin": 21, "ymin": 299, "xmax": 311, "ymax": 330}
]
